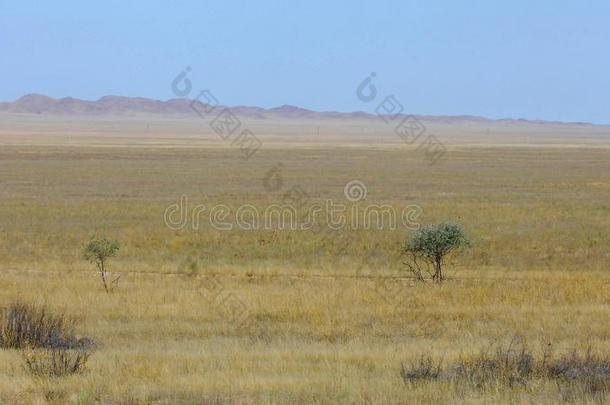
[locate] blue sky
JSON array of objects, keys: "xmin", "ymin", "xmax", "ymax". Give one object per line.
[{"xmin": 1, "ymin": 1, "xmax": 609, "ymax": 123}]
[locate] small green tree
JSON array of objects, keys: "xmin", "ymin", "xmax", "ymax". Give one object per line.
[
  {"xmin": 83, "ymin": 237, "xmax": 120, "ymax": 293},
  {"xmin": 402, "ymin": 223, "xmax": 470, "ymax": 283}
]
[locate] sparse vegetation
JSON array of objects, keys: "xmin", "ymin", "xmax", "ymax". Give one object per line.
[
  {"xmin": 0, "ymin": 129, "xmax": 608, "ymax": 403},
  {"xmin": 401, "ymin": 342, "xmax": 610, "ymax": 401}
]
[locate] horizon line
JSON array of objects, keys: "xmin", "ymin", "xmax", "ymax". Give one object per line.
[{"xmin": 1, "ymin": 93, "xmax": 606, "ymax": 127}]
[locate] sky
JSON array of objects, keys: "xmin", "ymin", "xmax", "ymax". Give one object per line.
[{"xmin": 1, "ymin": 0, "xmax": 609, "ymax": 123}]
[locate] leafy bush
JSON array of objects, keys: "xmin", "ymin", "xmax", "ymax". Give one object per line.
[
  {"xmin": 402, "ymin": 222, "xmax": 470, "ymax": 283},
  {"xmin": 83, "ymin": 237, "xmax": 120, "ymax": 293}
]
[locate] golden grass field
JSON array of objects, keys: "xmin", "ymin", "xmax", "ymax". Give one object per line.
[{"xmin": 0, "ymin": 114, "xmax": 609, "ymax": 404}]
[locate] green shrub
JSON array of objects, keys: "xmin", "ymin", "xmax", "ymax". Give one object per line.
[
  {"xmin": 402, "ymin": 223, "xmax": 470, "ymax": 283},
  {"xmin": 83, "ymin": 237, "xmax": 120, "ymax": 293}
]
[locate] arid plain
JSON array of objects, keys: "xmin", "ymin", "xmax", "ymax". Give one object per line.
[{"xmin": 0, "ymin": 111, "xmax": 609, "ymax": 404}]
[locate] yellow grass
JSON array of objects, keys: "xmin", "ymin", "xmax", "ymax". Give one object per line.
[{"xmin": 0, "ymin": 115, "xmax": 609, "ymax": 403}]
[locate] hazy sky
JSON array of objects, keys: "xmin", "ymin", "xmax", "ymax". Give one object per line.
[{"xmin": 1, "ymin": 1, "xmax": 609, "ymax": 123}]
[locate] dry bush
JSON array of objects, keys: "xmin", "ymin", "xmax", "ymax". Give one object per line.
[
  {"xmin": 401, "ymin": 343, "xmax": 610, "ymax": 400},
  {"xmin": 0, "ymin": 303, "xmax": 96, "ymax": 379},
  {"xmin": 22, "ymin": 347, "xmax": 91, "ymax": 378},
  {"xmin": 452, "ymin": 343, "xmax": 534, "ymax": 388},
  {"xmin": 400, "ymin": 355, "xmax": 442, "ymax": 383},
  {"xmin": 547, "ymin": 348, "xmax": 610, "ymax": 401},
  {"xmin": 0, "ymin": 302, "xmax": 93, "ymax": 350}
]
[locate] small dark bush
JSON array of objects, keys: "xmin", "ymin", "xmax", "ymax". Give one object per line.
[
  {"xmin": 400, "ymin": 355, "xmax": 442, "ymax": 383},
  {"xmin": 0, "ymin": 302, "xmax": 94, "ymax": 350}
]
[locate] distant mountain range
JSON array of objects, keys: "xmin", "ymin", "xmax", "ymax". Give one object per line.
[{"xmin": 0, "ymin": 94, "xmax": 598, "ymax": 127}]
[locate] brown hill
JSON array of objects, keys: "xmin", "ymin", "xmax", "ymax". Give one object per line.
[{"xmin": 0, "ymin": 94, "xmax": 598, "ymax": 127}]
